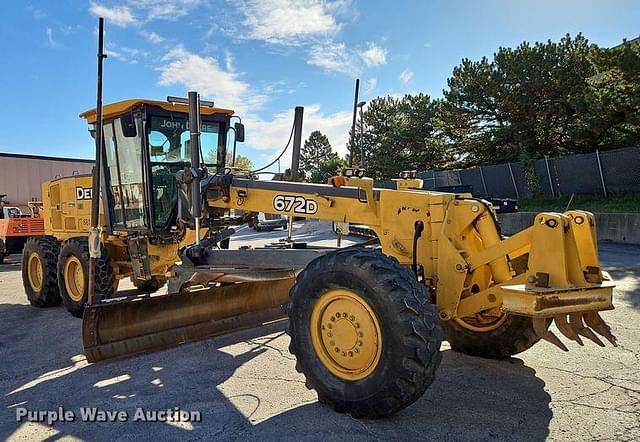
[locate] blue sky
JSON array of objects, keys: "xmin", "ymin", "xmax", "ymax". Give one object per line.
[{"xmin": 1, "ymin": 0, "xmax": 638, "ymax": 171}]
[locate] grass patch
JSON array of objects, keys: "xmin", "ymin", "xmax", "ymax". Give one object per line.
[{"xmin": 518, "ymin": 193, "xmax": 640, "ymax": 213}]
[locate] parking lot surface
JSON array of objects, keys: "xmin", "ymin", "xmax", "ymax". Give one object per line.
[{"xmin": 1, "ymin": 225, "xmax": 638, "ymax": 441}]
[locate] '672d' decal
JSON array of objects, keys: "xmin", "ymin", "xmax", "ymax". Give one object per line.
[{"xmin": 272, "ymin": 195, "xmax": 318, "ymax": 215}]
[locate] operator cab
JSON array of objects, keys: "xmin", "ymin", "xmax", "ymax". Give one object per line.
[{"xmin": 80, "ymin": 98, "xmax": 241, "ymax": 239}]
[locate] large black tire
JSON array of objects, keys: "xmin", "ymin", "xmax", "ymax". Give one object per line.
[
  {"xmin": 22, "ymin": 236, "xmax": 61, "ymax": 307},
  {"xmin": 131, "ymin": 277, "xmax": 166, "ymax": 293},
  {"xmin": 0, "ymin": 253, "xmax": 4, "ymax": 264},
  {"xmin": 288, "ymin": 248, "xmax": 443, "ymax": 418},
  {"xmin": 440, "ymin": 314, "xmax": 550, "ymax": 359},
  {"xmin": 57, "ymin": 237, "xmax": 116, "ymax": 318}
]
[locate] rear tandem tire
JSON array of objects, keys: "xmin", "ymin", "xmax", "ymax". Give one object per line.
[
  {"xmin": 440, "ymin": 314, "xmax": 550, "ymax": 359},
  {"xmin": 57, "ymin": 237, "xmax": 116, "ymax": 318},
  {"xmin": 22, "ymin": 236, "xmax": 61, "ymax": 307},
  {"xmin": 288, "ymin": 248, "xmax": 443, "ymax": 418}
]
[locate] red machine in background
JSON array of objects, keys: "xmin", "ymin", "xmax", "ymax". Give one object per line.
[{"xmin": 0, "ymin": 195, "xmax": 44, "ymax": 263}]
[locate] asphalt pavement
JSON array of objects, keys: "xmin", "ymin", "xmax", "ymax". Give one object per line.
[{"xmin": 0, "ymin": 224, "xmax": 638, "ymax": 441}]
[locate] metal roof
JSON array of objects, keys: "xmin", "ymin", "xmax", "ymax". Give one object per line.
[{"xmin": 79, "ymin": 99, "xmax": 235, "ymax": 124}]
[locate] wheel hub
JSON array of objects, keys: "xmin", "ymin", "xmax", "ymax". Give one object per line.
[
  {"xmin": 64, "ymin": 256, "xmax": 85, "ymax": 302},
  {"xmin": 27, "ymin": 252, "xmax": 43, "ymax": 292},
  {"xmin": 311, "ymin": 289, "xmax": 382, "ymax": 380}
]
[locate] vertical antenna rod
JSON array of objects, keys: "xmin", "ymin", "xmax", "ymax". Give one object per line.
[
  {"xmin": 87, "ymin": 17, "xmax": 107, "ymax": 306},
  {"xmin": 188, "ymin": 91, "xmax": 202, "ymax": 244},
  {"xmin": 348, "ymin": 78, "xmax": 360, "ymax": 167},
  {"xmin": 290, "ymin": 106, "xmax": 304, "ymax": 182}
]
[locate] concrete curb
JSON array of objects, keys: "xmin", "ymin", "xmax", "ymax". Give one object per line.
[{"xmin": 497, "ymin": 212, "xmax": 640, "ymax": 245}]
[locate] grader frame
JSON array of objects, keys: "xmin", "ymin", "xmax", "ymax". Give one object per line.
[
  {"xmin": 21, "ymin": 91, "xmax": 618, "ymax": 417},
  {"xmin": 20, "ymin": 18, "xmax": 620, "ymax": 418}
]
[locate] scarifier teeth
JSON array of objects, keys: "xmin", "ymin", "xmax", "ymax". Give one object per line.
[
  {"xmin": 534, "ymin": 312, "xmax": 617, "ymax": 351},
  {"xmin": 533, "ymin": 318, "xmax": 568, "ymax": 352},
  {"xmin": 554, "ymin": 314, "xmax": 583, "ymax": 346},
  {"xmin": 583, "ymin": 311, "xmax": 618, "ymax": 347},
  {"xmin": 569, "ymin": 313, "xmax": 605, "ymax": 347}
]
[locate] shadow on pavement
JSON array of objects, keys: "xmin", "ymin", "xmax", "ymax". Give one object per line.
[
  {"xmin": 599, "ymin": 243, "xmax": 640, "ymax": 309},
  {"xmin": 0, "ymin": 299, "xmax": 552, "ymax": 441}
]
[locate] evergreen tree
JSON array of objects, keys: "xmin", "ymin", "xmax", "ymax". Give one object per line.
[{"xmin": 301, "ymin": 131, "xmax": 340, "ymax": 183}]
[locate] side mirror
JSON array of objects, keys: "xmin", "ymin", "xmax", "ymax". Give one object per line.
[
  {"xmin": 234, "ymin": 122, "xmax": 245, "ymax": 143},
  {"xmin": 120, "ymin": 113, "xmax": 137, "ymax": 138}
]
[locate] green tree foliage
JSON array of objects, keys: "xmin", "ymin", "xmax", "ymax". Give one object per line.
[
  {"xmin": 354, "ymin": 94, "xmax": 452, "ymax": 180},
  {"xmin": 227, "ymin": 153, "xmax": 253, "ymax": 170},
  {"xmin": 583, "ymin": 40, "xmax": 640, "ymax": 148},
  {"xmin": 204, "ymin": 149, "xmax": 253, "ymax": 170},
  {"xmin": 434, "ymin": 34, "xmax": 640, "ymax": 167},
  {"xmin": 301, "ymin": 130, "xmax": 343, "ymax": 183}
]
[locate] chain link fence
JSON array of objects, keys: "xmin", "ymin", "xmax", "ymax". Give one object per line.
[{"xmin": 413, "ymin": 146, "xmax": 640, "ymax": 198}]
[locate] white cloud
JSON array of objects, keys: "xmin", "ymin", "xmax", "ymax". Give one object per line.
[
  {"xmin": 364, "ymin": 78, "xmax": 377, "ymax": 94},
  {"xmin": 247, "ymin": 106, "xmax": 352, "ymax": 157},
  {"xmin": 132, "ymin": 0, "xmax": 203, "ymax": 21},
  {"xmin": 237, "ymin": 0, "xmax": 343, "ymax": 45},
  {"xmin": 158, "ymin": 46, "xmax": 267, "ymax": 115},
  {"xmin": 308, "ymin": 41, "xmax": 389, "ymax": 78},
  {"xmin": 106, "ymin": 45, "xmax": 146, "ymax": 64},
  {"xmin": 89, "ymin": 1, "xmax": 203, "ymax": 26},
  {"xmin": 359, "ymin": 43, "xmax": 387, "ymax": 67},
  {"xmin": 89, "ymin": 3, "xmax": 137, "ymax": 27},
  {"xmin": 156, "ymin": 46, "xmax": 352, "ymax": 167},
  {"xmin": 45, "ymin": 27, "xmax": 56, "ymax": 47},
  {"xmin": 399, "ymin": 69, "xmax": 414, "ymax": 84},
  {"xmin": 141, "ymin": 30, "xmax": 164, "ymax": 44},
  {"xmin": 224, "ymin": 50, "xmax": 234, "ymax": 72},
  {"xmin": 308, "ymin": 42, "xmax": 359, "ymax": 77}
]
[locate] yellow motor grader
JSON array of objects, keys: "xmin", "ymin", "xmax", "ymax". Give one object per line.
[
  {"xmin": 21, "ymin": 92, "xmax": 618, "ymax": 417},
  {"xmin": 20, "ymin": 19, "xmax": 617, "ymax": 418}
]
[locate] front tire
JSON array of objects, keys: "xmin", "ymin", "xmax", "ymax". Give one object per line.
[
  {"xmin": 288, "ymin": 248, "xmax": 443, "ymax": 418},
  {"xmin": 57, "ymin": 237, "xmax": 115, "ymax": 318},
  {"xmin": 22, "ymin": 236, "xmax": 61, "ymax": 307},
  {"xmin": 440, "ymin": 314, "xmax": 549, "ymax": 359}
]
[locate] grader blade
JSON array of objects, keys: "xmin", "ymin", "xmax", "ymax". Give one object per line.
[{"xmin": 82, "ymin": 277, "xmax": 295, "ymax": 363}]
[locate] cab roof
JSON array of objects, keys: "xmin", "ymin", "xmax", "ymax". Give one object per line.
[{"xmin": 79, "ymin": 99, "xmax": 235, "ymax": 124}]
